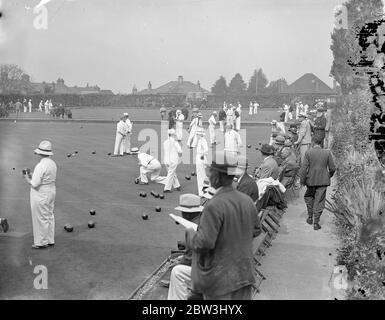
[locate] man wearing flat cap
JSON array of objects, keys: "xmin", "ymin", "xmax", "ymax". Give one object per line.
[
  {"xmin": 22, "ymin": 140, "xmax": 57, "ymax": 249},
  {"xmin": 312, "ymin": 106, "xmax": 327, "ymax": 148},
  {"xmin": 273, "ymin": 135, "xmax": 286, "ymax": 166},
  {"xmin": 254, "ymin": 144, "xmax": 279, "ymax": 180},
  {"xmin": 294, "ymin": 112, "xmax": 312, "ymax": 164},
  {"xmin": 185, "ymin": 151, "xmax": 259, "ymax": 300}
]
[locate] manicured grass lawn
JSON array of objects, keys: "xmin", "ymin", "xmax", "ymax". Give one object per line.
[
  {"xmin": 0, "ymin": 121, "xmax": 270, "ymax": 299},
  {"xmin": 7, "ymin": 107, "xmax": 281, "ymax": 122}
]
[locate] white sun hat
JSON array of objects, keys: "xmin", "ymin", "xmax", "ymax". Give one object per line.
[{"xmin": 34, "ymin": 140, "xmax": 53, "ymax": 156}]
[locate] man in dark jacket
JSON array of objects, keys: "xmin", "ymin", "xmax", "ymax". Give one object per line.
[
  {"xmin": 312, "ymin": 106, "xmax": 327, "ymax": 148},
  {"xmin": 185, "ymin": 151, "xmax": 259, "ymax": 300},
  {"xmin": 235, "ymin": 156, "xmax": 259, "ymax": 202},
  {"xmin": 299, "ymin": 136, "xmax": 336, "ymax": 230}
]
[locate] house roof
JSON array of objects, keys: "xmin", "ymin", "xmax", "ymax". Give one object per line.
[
  {"xmin": 281, "ymin": 73, "xmax": 334, "ymax": 94},
  {"xmin": 139, "ymin": 80, "xmax": 208, "ymax": 95}
]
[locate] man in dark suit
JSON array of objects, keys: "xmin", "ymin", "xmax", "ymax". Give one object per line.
[
  {"xmin": 185, "ymin": 151, "xmax": 259, "ymax": 299},
  {"xmin": 299, "ymin": 136, "xmax": 336, "ymax": 230},
  {"xmin": 254, "ymin": 144, "xmax": 279, "ymax": 180},
  {"xmin": 235, "ymin": 156, "xmax": 259, "ymax": 202}
]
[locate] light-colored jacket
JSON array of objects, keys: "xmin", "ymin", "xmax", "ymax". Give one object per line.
[
  {"xmin": 224, "ymin": 130, "xmax": 242, "ymax": 153},
  {"xmin": 296, "ymin": 119, "xmax": 312, "ymax": 145},
  {"xmin": 163, "ymin": 137, "xmax": 182, "ymax": 165},
  {"xmin": 116, "ymin": 120, "xmax": 127, "ymax": 136}
]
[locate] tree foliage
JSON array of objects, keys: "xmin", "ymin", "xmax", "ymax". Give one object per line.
[
  {"xmin": 330, "ymin": 0, "xmax": 383, "ymax": 94},
  {"xmin": 211, "ymin": 76, "xmax": 228, "ymax": 95},
  {"xmin": 247, "ymin": 68, "xmax": 268, "ymax": 95},
  {"xmin": 228, "ymin": 73, "xmax": 247, "ymax": 95},
  {"xmin": 0, "ymin": 64, "xmax": 28, "ymax": 93}
]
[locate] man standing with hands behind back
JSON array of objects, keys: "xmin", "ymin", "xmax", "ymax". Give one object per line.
[{"xmin": 299, "ymin": 136, "xmax": 335, "ymax": 231}]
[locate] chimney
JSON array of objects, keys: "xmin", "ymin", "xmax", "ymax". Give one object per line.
[
  {"xmin": 178, "ymin": 76, "xmax": 183, "ymax": 84},
  {"xmin": 197, "ymin": 80, "xmax": 201, "ymax": 89},
  {"xmin": 148, "ymin": 81, "xmax": 152, "ymax": 90}
]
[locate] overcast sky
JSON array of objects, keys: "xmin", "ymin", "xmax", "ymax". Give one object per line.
[{"xmin": 0, "ymin": 0, "xmax": 343, "ymax": 93}]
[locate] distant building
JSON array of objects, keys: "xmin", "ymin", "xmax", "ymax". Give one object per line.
[
  {"xmin": 138, "ymin": 75, "xmax": 209, "ymax": 100},
  {"xmin": 279, "ymin": 73, "xmax": 335, "ymax": 95},
  {"xmin": 0, "ymin": 73, "xmax": 113, "ymax": 95}
]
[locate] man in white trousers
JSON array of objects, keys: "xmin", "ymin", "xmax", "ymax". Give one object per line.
[
  {"xmin": 22, "ymin": 140, "xmax": 57, "ymax": 249},
  {"xmin": 208, "ymin": 111, "xmax": 217, "ymax": 145},
  {"xmin": 186, "ymin": 113, "xmax": 202, "ymax": 148},
  {"xmin": 123, "ymin": 113, "xmax": 133, "ymax": 155},
  {"xmin": 226, "ymin": 104, "xmax": 234, "ymax": 127},
  {"xmin": 28, "ymin": 99, "xmax": 33, "ymax": 112},
  {"xmin": 175, "ymin": 109, "xmax": 185, "ymax": 143},
  {"xmin": 249, "ymin": 101, "xmax": 253, "ymax": 115},
  {"xmin": 133, "ymin": 148, "xmax": 163, "ymax": 185},
  {"xmin": 163, "ymin": 129, "xmax": 182, "ymax": 193},
  {"xmin": 38, "ymin": 100, "xmax": 43, "ymax": 112},
  {"xmin": 253, "ymin": 101, "xmax": 259, "ymax": 115},
  {"xmin": 224, "ymin": 124, "xmax": 242, "ymax": 156},
  {"xmin": 44, "ymin": 100, "xmax": 49, "ymax": 114},
  {"xmin": 195, "ymin": 129, "xmax": 209, "ymax": 197},
  {"xmin": 23, "ymin": 99, "xmax": 27, "ymax": 113},
  {"xmin": 235, "ymin": 102, "xmax": 242, "ymax": 131},
  {"xmin": 112, "ymin": 114, "xmax": 128, "ymax": 157}
]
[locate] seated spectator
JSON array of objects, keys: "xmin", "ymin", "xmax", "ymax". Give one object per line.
[
  {"xmin": 254, "ymin": 144, "xmax": 279, "ymax": 180},
  {"xmin": 273, "ymin": 135, "xmax": 286, "ymax": 166},
  {"xmin": 235, "ymin": 156, "xmax": 259, "ymax": 202},
  {"xmin": 167, "ymin": 194, "xmax": 203, "ymax": 300},
  {"xmin": 278, "ymin": 147, "xmax": 300, "ymax": 187}
]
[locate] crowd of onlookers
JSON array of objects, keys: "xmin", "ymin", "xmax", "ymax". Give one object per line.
[{"xmin": 0, "ymin": 98, "xmax": 72, "ymax": 119}]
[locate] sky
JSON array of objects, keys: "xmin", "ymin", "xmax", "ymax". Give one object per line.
[{"xmin": 0, "ymin": 0, "xmax": 344, "ymax": 93}]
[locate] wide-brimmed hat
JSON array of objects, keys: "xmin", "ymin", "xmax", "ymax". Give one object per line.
[
  {"xmin": 271, "ymin": 120, "xmax": 277, "ymax": 125},
  {"xmin": 34, "ymin": 140, "xmax": 53, "ymax": 156},
  {"xmin": 259, "ymin": 144, "xmax": 274, "ymax": 155},
  {"xmin": 275, "ymin": 135, "xmax": 286, "ymax": 145},
  {"xmin": 175, "ymin": 194, "xmax": 204, "ymax": 213},
  {"xmin": 212, "ymin": 111, "xmax": 217, "ymax": 115},
  {"xmin": 209, "ymin": 150, "xmax": 242, "ymax": 175},
  {"xmin": 197, "ymin": 112, "xmax": 202, "ymax": 117},
  {"xmin": 131, "ymin": 147, "xmax": 139, "ymax": 154}
]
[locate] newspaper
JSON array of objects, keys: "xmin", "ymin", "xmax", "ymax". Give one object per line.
[{"xmin": 169, "ymin": 214, "xmax": 198, "ymax": 231}]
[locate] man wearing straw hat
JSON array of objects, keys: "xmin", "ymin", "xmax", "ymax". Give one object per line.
[
  {"xmin": 208, "ymin": 111, "xmax": 217, "ymax": 145},
  {"xmin": 163, "ymin": 128, "xmax": 183, "ymax": 193},
  {"xmin": 254, "ymin": 144, "xmax": 279, "ymax": 180},
  {"xmin": 185, "ymin": 150, "xmax": 259, "ymax": 300},
  {"xmin": 195, "ymin": 128, "xmax": 209, "ymax": 197},
  {"xmin": 22, "ymin": 140, "xmax": 57, "ymax": 249},
  {"xmin": 167, "ymin": 194, "xmax": 204, "ymax": 300}
]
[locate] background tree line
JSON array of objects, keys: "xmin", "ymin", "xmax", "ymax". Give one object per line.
[{"xmin": 210, "ymin": 68, "xmax": 288, "ymax": 96}]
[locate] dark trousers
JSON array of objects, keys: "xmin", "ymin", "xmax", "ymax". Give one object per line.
[
  {"xmin": 203, "ymin": 285, "xmax": 252, "ymax": 300},
  {"xmin": 304, "ymin": 186, "xmax": 327, "ymax": 223}
]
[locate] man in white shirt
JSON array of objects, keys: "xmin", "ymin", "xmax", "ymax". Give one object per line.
[
  {"xmin": 249, "ymin": 101, "xmax": 253, "ymax": 115},
  {"xmin": 224, "ymin": 124, "xmax": 242, "ymax": 156},
  {"xmin": 38, "ymin": 100, "xmax": 43, "ymax": 112},
  {"xmin": 175, "ymin": 110, "xmax": 185, "ymax": 142},
  {"xmin": 123, "ymin": 113, "xmax": 133, "ymax": 155},
  {"xmin": 44, "ymin": 100, "xmax": 50, "ymax": 114},
  {"xmin": 134, "ymin": 149, "xmax": 163, "ymax": 185},
  {"xmin": 208, "ymin": 111, "xmax": 217, "ymax": 145},
  {"xmin": 235, "ymin": 103, "xmax": 242, "ymax": 131},
  {"xmin": 28, "ymin": 99, "xmax": 33, "ymax": 112},
  {"xmin": 22, "ymin": 140, "xmax": 57, "ymax": 249},
  {"xmin": 112, "ymin": 114, "xmax": 128, "ymax": 157},
  {"xmin": 163, "ymin": 129, "xmax": 183, "ymax": 193},
  {"xmin": 195, "ymin": 129, "xmax": 209, "ymax": 197},
  {"xmin": 253, "ymin": 101, "xmax": 259, "ymax": 115},
  {"xmin": 226, "ymin": 104, "xmax": 234, "ymax": 127},
  {"xmin": 23, "ymin": 99, "xmax": 27, "ymax": 113}
]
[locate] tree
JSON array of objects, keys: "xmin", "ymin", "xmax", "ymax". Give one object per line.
[
  {"xmin": 228, "ymin": 73, "xmax": 247, "ymax": 95},
  {"xmin": 264, "ymin": 78, "xmax": 288, "ymax": 95},
  {"xmin": 211, "ymin": 76, "xmax": 228, "ymax": 95},
  {"xmin": 330, "ymin": 0, "xmax": 383, "ymax": 94},
  {"xmin": 0, "ymin": 64, "xmax": 29, "ymax": 93},
  {"xmin": 247, "ymin": 68, "xmax": 268, "ymax": 95}
]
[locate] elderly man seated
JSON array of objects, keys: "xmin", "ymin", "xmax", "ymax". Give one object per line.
[
  {"xmin": 133, "ymin": 148, "xmax": 163, "ymax": 185},
  {"xmin": 167, "ymin": 194, "xmax": 204, "ymax": 300},
  {"xmin": 278, "ymin": 147, "xmax": 299, "ymax": 187},
  {"xmin": 235, "ymin": 156, "xmax": 259, "ymax": 202},
  {"xmin": 272, "ymin": 135, "xmax": 286, "ymax": 166},
  {"xmin": 254, "ymin": 144, "xmax": 279, "ymax": 180}
]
